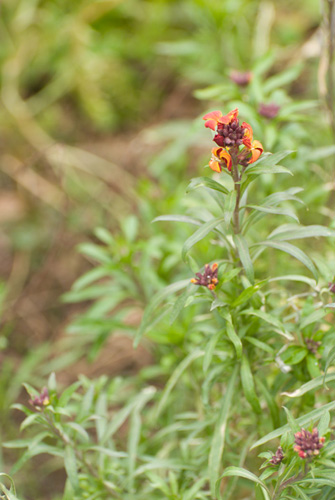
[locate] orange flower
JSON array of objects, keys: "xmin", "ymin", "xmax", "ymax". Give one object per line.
[
  {"xmin": 241, "ymin": 122, "xmax": 264, "ymax": 164},
  {"xmin": 191, "ymin": 263, "xmax": 219, "ymax": 290},
  {"xmin": 209, "ymin": 147, "xmax": 232, "ymax": 172},
  {"xmin": 203, "ymin": 108, "xmax": 239, "ymax": 130}
]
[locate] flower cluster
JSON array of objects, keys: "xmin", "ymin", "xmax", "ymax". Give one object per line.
[
  {"xmin": 305, "ymin": 338, "xmax": 321, "ymax": 354},
  {"xmin": 203, "ymin": 109, "xmax": 263, "ymax": 172},
  {"xmin": 191, "ymin": 263, "xmax": 218, "ymax": 291},
  {"xmin": 29, "ymin": 387, "xmax": 50, "ymax": 408},
  {"xmin": 294, "ymin": 428, "xmax": 325, "ymax": 459},
  {"xmin": 328, "ymin": 282, "xmax": 335, "ymax": 294},
  {"xmin": 269, "ymin": 446, "xmax": 284, "ymax": 465}
]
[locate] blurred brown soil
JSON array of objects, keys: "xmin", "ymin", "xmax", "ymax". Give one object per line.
[{"xmin": 0, "ymin": 82, "xmax": 199, "ymax": 385}]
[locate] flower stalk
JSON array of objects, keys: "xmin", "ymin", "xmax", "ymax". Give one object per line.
[{"xmin": 232, "ymin": 159, "xmax": 241, "ymax": 233}]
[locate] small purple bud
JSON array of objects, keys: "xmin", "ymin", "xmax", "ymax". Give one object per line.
[
  {"xmin": 258, "ymin": 103, "xmax": 280, "ymax": 119},
  {"xmin": 230, "ymin": 70, "xmax": 253, "ymax": 86}
]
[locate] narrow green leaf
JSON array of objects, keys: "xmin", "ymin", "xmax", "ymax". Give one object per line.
[
  {"xmin": 78, "ymin": 385, "xmax": 95, "ymax": 421},
  {"xmin": 300, "ymin": 309, "xmax": 326, "ymax": 329},
  {"xmin": 256, "ymin": 378, "xmax": 280, "ymax": 428},
  {"xmin": 94, "ymin": 227, "xmax": 115, "ymax": 245},
  {"xmin": 280, "ymin": 100, "xmax": 317, "ymax": 115},
  {"xmin": 135, "ymin": 279, "xmax": 190, "ymax": 346},
  {"xmin": 152, "ymin": 215, "xmax": 201, "ymax": 226},
  {"xmin": 128, "ymin": 387, "xmax": 156, "ymax": 491},
  {"xmin": 324, "ymin": 346, "xmax": 335, "ymax": 387},
  {"xmin": 269, "ymin": 275, "xmax": 316, "ymax": 287},
  {"xmin": 224, "ymin": 190, "xmax": 237, "ymax": 229},
  {"xmin": 291, "ymin": 485, "xmax": 311, "ymax": 500},
  {"xmin": 318, "ymin": 411, "xmax": 330, "ymax": 437},
  {"xmin": 282, "ymin": 373, "xmax": 335, "ymax": 398},
  {"xmin": 64, "ymin": 445, "xmax": 79, "ymax": 492},
  {"xmin": 241, "ymin": 309, "xmax": 292, "ymax": 340},
  {"xmin": 209, "ymin": 367, "xmax": 238, "ymax": 496},
  {"xmin": 283, "ymin": 407, "xmax": 300, "ymax": 433},
  {"xmin": 77, "ymin": 243, "xmax": 111, "ymax": 264},
  {"xmin": 245, "ymin": 164, "xmax": 293, "ymax": 176},
  {"xmin": 245, "ymin": 336, "xmax": 274, "ymax": 355},
  {"xmin": 262, "ymin": 187, "xmax": 304, "ymax": 206},
  {"xmin": 251, "ymin": 401, "xmax": 335, "ymax": 449},
  {"xmin": 226, "ymin": 323, "xmax": 242, "ymax": 359},
  {"xmin": 299, "ymin": 478, "xmax": 335, "ymax": 488},
  {"xmin": 241, "ymin": 355, "xmax": 261, "ymax": 413},
  {"xmin": 234, "ymin": 234, "xmax": 254, "ymax": 284},
  {"xmin": 280, "ymin": 346, "xmax": 308, "ymax": 365},
  {"xmin": 253, "ymin": 240, "xmax": 318, "ymax": 279},
  {"xmin": 183, "ymin": 477, "xmax": 208, "ymax": 500},
  {"xmin": 245, "ymin": 205, "xmax": 299, "ymax": 222},
  {"xmin": 182, "ymin": 218, "xmax": 226, "ymax": 261},
  {"xmin": 246, "ymin": 150, "xmax": 294, "ymax": 169},
  {"xmin": 306, "ymin": 354, "xmax": 321, "ymax": 378},
  {"xmin": 203, "ymin": 332, "xmax": 221, "ymax": 373},
  {"xmin": 65, "ymin": 422, "xmax": 89, "ymax": 442},
  {"xmin": 269, "ymin": 224, "xmax": 335, "ymax": 241},
  {"xmin": 263, "ymin": 64, "xmax": 302, "ymax": 93},
  {"xmin": 216, "ymin": 467, "xmax": 270, "ymax": 499},
  {"xmin": 219, "ymin": 313, "xmax": 243, "ymax": 359},
  {"xmin": 20, "ymin": 413, "xmax": 43, "ymax": 431},
  {"xmin": 221, "ymin": 433, "xmax": 255, "ymax": 500},
  {"xmin": 72, "ymin": 267, "xmax": 107, "ymax": 291},
  {"xmin": 169, "ymin": 285, "xmax": 193, "ymax": 325},
  {"xmin": 232, "ymin": 280, "xmax": 268, "ymax": 307},
  {"xmin": 155, "ymin": 350, "xmax": 204, "ymax": 419},
  {"xmin": 306, "ymin": 145, "xmax": 335, "ymax": 161},
  {"xmin": 59, "ymin": 381, "xmax": 82, "ymax": 407}
]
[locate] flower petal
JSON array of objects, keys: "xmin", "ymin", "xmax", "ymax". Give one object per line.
[
  {"xmin": 203, "ymin": 110, "xmax": 223, "ymax": 130},
  {"xmin": 242, "ymin": 121, "xmax": 253, "ymax": 149},
  {"xmin": 220, "ymin": 108, "xmax": 239, "ymax": 125},
  {"xmin": 248, "ymin": 140, "xmax": 264, "ymax": 164},
  {"xmin": 248, "ymin": 148, "xmax": 262, "ymax": 163},
  {"xmin": 209, "ymin": 160, "xmax": 222, "ymax": 172},
  {"xmin": 218, "ymin": 149, "xmax": 232, "ymax": 171},
  {"xmin": 213, "ymin": 134, "xmax": 225, "ymax": 147},
  {"xmin": 252, "ymin": 140, "xmax": 263, "ymax": 153},
  {"xmin": 212, "ymin": 147, "xmax": 223, "ymax": 156}
]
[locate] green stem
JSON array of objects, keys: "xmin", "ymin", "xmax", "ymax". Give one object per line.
[
  {"xmin": 273, "ymin": 467, "xmax": 308, "ymax": 499},
  {"xmin": 232, "ymin": 161, "xmax": 241, "ymax": 234},
  {"xmin": 43, "ymin": 411, "xmax": 122, "ymax": 499}
]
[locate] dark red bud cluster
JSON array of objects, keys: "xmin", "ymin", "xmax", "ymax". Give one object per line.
[
  {"xmin": 29, "ymin": 387, "xmax": 50, "ymax": 408},
  {"xmin": 305, "ymin": 338, "xmax": 321, "ymax": 355},
  {"xmin": 214, "ymin": 120, "xmax": 245, "ymax": 148},
  {"xmin": 328, "ymin": 282, "xmax": 335, "ymax": 294},
  {"xmin": 191, "ymin": 263, "xmax": 218, "ymax": 291},
  {"xmin": 294, "ymin": 428, "xmax": 325, "ymax": 459},
  {"xmin": 258, "ymin": 103, "xmax": 280, "ymax": 119},
  {"xmin": 230, "ymin": 70, "xmax": 252, "ymax": 86},
  {"xmin": 269, "ymin": 446, "xmax": 284, "ymax": 465}
]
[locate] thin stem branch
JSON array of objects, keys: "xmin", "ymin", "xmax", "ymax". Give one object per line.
[
  {"xmin": 43, "ymin": 411, "xmax": 122, "ymax": 499},
  {"xmin": 273, "ymin": 466, "xmax": 308, "ymax": 500}
]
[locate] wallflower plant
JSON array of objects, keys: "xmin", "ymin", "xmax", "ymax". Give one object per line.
[
  {"xmin": 144, "ymin": 108, "xmax": 335, "ymax": 499},
  {"xmin": 5, "ymin": 109, "xmax": 335, "ymax": 500}
]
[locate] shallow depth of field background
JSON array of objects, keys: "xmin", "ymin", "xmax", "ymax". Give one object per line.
[{"xmin": 0, "ymin": 0, "xmax": 334, "ymax": 498}]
